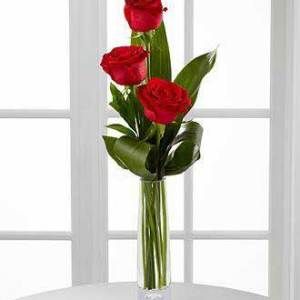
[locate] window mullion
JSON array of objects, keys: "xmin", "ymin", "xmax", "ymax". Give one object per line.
[
  {"xmin": 70, "ymin": 0, "xmax": 108, "ymax": 286},
  {"xmin": 107, "ymin": 108, "xmax": 270, "ymax": 119},
  {"xmin": 107, "ymin": 230, "xmax": 270, "ymax": 240},
  {"xmin": 188, "ymin": 108, "xmax": 270, "ymax": 119},
  {"xmin": 290, "ymin": 0, "xmax": 300, "ymax": 299},
  {"xmin": 184, "ymin": 0, "xmax": 194, "ymax": 284},
  {"xmin": 269, "ymin": 0, "xmax": 293, "ymax": 299},
  {"xmin": 0, "ymin": 109, "xmax": 70, "ymax": 119},
  {"xmin": 0, "ymin": 231, "xmax": 72, "ymax": 241}
]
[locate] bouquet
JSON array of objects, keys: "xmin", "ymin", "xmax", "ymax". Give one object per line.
[{"xmin": 100, "ymin": 0, "xmax": 216, "ymax": 296}]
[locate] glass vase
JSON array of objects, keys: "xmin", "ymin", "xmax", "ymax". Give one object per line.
[{"xmin": 137, "ymin": 179, "xmax": 171, "ymax": 300}]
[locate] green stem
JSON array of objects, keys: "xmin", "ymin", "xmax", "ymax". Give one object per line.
[
  {"xmin": 146, "ymin": 41, "xmax": 151, "ymax": 80},
  {"xmin": 141, "ymin": 185, "xmax": 147, "ymax": 287},
  {"xmin": 161, "ymin": 183, "xmax": 167, "ymax": 285},
  {"xmin": 139, "ymin": 180, "xmax": 170, "ymax": 290},
  {"xmin": 145, "ymin": 183, "xmax": 162, "ymax": 286},
  {"xmin": 156, "ymin": 184, "xmax": 163, "ymax": 286}
]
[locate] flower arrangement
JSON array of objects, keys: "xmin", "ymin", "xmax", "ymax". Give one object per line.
[{"xmin": 100, "ymin": 0, "xmax": 216, "ymax": 296}]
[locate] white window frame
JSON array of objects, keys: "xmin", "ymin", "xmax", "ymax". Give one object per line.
[
  {"xmin": 289, "ymin": 1, "xmax": 300, "ymax": 300},
  {"xmin": 69, "ymin": 0, "xmax": 298, "ymax": 299},
  {"xmin": 0, "ymin": 0, "xmax": 298, "ymax": 299}
]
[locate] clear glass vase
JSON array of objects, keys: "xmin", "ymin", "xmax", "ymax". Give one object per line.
[{"xmin": 138, "ymin": 179, "xmax": 171, "ymax": 300}]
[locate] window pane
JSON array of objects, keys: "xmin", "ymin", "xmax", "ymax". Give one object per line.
[
  {"xmin": 108, "ymin": 119, "xmax": 184, "ymax": 231},
  {"xmin": 108, "ymin": 159, "xmax": 139, "ymax": 231},
  {"xmin": 164, "ymin": 0, "xmax": 184, "ymax": 77},
  {"xmin": 0, "ymin": 241, "xmax": 71, "ymax": 300},
  {"xmin": 0, "ymin": 0, "xmax": 69, "ymax": 109},
  {"xmin": 193, "ymin": 119, "xmax": 269, "ymax": 230},
  {"xmin": 170, "ymin": 240, "xmax": 184, "ymax": 282},
  {"xmin": 194, "ymin": 241, "xmax": 269, "ymax": 296},
  {"xmin": 109, "ymin": 240, "xmax": 183, "ymax": 282},
  {"xmin": 167, "ymin": 175, "xmax": 184, "ymax": 230},
  {"xmin": 194, "ymin": 0, "xmax": 271, "ymax": 108},
  {"xmin": 0, "ymin": 120, "xmax": 71, "ymax": 231},
  {"xmin": 109, "ymin": 240, "xmax": 137, "ymax": 282},
  {"xmin": 108, "ymin": 159, "xmax": 184, "ymax": 231},
  {"xmin": 107, "ymin": 0, "xmax": 131, "ymax": 50},
  {"xmin": 106, "ymin": 0, "xmax": 129, "ymax": 99}
]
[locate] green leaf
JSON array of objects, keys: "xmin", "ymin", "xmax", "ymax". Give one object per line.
[
  {"xmin": 174, "ymin": 121, "xmax": 203, "ymax": 146},
  {"xmin": 160, "ymin": 121, "xmax": 203, "ymax": 176},
  {"xmin": 113, "ymin": 136, "xmax": 155, "ymax": 179},
  {"xmin": 164, "ymin": 142, "xmax": 201, "ymax": 176},
  {"xmin": 102, "ymin": 136, "xmax": 128, "ymax": 169},
  {"xmin": 107, "ymin": 124, "xmax": 136, "ymax": 138},
  {"xmin": 109, "ymin": 83, "xmax": 136, "ymax": 131},
  {"xmin": 149, "ymin": 22, "xmax": 172, "ymax": 80},
  {"xmin": 161, "ymin": 49, "xmax": 215, "ymax": 162},
  {"xmin": 141, "ymin": 124, "xmax": 157, "ymax": 142},
  {"xmin": 131, "ymin": 23, "xmax": 171, "ymax": 80},
  {"xmin": 159, "ymin": 122, "xmax": 181, "ymax": 155},
  {"xmin": 127, "ymin": 89, "xmax": 152, "ymax": 139},
  {"xmin": 175, "ymin": 49, "xmax": 217, "ymax": 109}
]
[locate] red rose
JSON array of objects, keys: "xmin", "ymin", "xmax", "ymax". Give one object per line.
[
  {"xmin": 124, "ymin": 0, "xmax": 166, "ymax": 32},
  {"xmin": 100, "ymin": 46, "xmax": 148, "ymax": 85},
  {"xmin": 137, "ymin": 78, "xmax": 192, "ymax": 125}
]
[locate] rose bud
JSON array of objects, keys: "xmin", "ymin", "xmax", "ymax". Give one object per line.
[
  {"xmin": 137, "ymin": 78, "xmax": 192, "ymax": 125},
  {"xmin": 124, "ymin": 0, "xmax": 167, "ymax": 32},
  {"xmin": 100, "ymin": 46, "xmax": 148, "ymax": 86}
]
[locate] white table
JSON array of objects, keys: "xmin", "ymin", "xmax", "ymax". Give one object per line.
[{"xmin": 20, "ymin": 283, "xmax": 267, "ymax": 300}]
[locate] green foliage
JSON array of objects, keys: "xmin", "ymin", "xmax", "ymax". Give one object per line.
[
  {"xmin": 131, "ymin": 23, "xmax": 171, "ymax": 80},
  {"xmin": 165, "ymin": 142, "xmax": 201, "ymax": 175},
  {"xmin": 103, "ymin": 120, "xmax": 204, "ymax": 179},
  {"xmin": 175, "ymin": 49, "xmax": 217, "ymax": 111},
  {"xmin": 102, "ymin": 136, "xmax": 127, "ymax": 169},
  {"xmin": 112, "ymin": 136, "xmax": 155, "ymax": 179},
  {"xmin": 174, "ymin": 121, "xmax": 204, "ymax": 146},
  {"xmin": 141, "ymin": 124, "xmax": 157, "ymax": 142},
  {"xmin": 149, "ymin": 23, "xmax": 172, "ymax": 80},
  {"xmin": 109, "ymin": 83, "xmax": 136, "ymax": 131},
  {"xmin": 127, "ymin": 89, "xmax": 152, "ymax": 139},
  {"xmin": 164, "ymin": 122, "xmax": 203, "ymax": 176},
  {"xmin": 107, "ymin": 124, "xmax": 136, "ymax": 138},
  {"xmin": 158, "ymin": 122, "xmax": 181, "ymax": 162},
  {"xmin": 104, "ymin": 20, "xmax": 216, "ymax": 179}
]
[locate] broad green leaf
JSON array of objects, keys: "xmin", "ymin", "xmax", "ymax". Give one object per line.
[
  {"xmin": 159, "ymin": 122, "xmax": 181, "ymax": 155},
  {"xmin": 165, "ymin": 142, "xmax": 200, "ymax": 176},
  {"xmin": 113, "ymin": 136, "xmax": 155, "ymax": 179},
  {"xmin": 159, "ymin": 121, "xmax": 203, "ymax": 174},
  {"xmin": 131, "ymin": 23, "xmax": 171, "ymax": 81},
  {"xmin": 174, "ymin": 121, "xmax": 203, "ymax": 146},
  {"xmin": 107, "ymin": 124, "xmax": 136, "ymax": 137},
  {"xmin": 102, "ymin": 136, "xmax": 128, "ymax": 169},
  {"xmin": 150, "ymin": 22, "xmax": 172, "ymax": 80},
  {"xmin": 161, "ymin": 50, "xmax": 217, "ymax": 159},
  {"xmin": 175, "ymin": 49, "xmax": 217, "ymax": 109}
]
